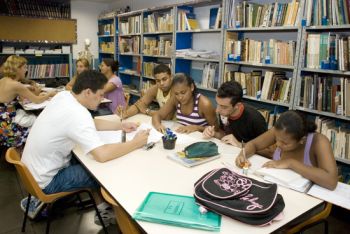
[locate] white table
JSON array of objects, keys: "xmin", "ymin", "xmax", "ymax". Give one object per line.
[{"xmin": 74, "ymin": 114, "xmax": 323, "ymax": 234}]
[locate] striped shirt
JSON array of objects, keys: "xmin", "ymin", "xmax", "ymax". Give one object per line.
[{"xmin": 176, "ymin": 93, "xmax": 208, "ymax": 126}]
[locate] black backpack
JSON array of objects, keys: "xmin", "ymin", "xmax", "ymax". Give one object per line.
[{"xmin": 194, "ymin": 168, "xmax": 285, "ymax": 226}]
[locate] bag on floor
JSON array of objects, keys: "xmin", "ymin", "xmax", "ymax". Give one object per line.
[{"xmin": 194, "ymin": 168, "xmax": 285, "ymax": 226}]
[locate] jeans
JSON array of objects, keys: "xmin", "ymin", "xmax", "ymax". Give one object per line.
[{"xmin": 43, "ymin": 157, "xmax": 99, "ymax": 194}]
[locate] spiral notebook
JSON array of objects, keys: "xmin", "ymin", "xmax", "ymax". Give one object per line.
[{"xmin": 133, "ymin": 192, "xmax": 221, "ymax": 231}]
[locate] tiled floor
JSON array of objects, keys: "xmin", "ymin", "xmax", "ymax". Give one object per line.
[{"xmin": 1, "ymin": 147, "xmax": 349, "ymax": 234}]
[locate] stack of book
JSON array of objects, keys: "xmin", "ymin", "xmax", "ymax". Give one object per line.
[
  {"xmin": 26, "ymin": 64, "xmax": 69, "ymax": 79},
  {"xmin": 200, "ymin": 63, "xmax": 217, "ymax": 89}
]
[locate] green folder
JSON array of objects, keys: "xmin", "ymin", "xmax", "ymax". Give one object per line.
[{"xmin": 133, "ymin": 192, "xmax": 221, "ymax": 232}]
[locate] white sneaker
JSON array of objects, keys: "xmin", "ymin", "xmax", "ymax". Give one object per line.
[
  {"xmin": 94, "ymin": 206, "xmax": 116, "ymax": 227},
  {"xmin": 20, "ymin": 196, "xmax": 45, "ymax": 219}
]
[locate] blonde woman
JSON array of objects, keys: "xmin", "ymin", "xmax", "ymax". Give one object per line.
[
  {"xmin": 0, "ymin": 55, "xmax": 56, "ymax": 148},
  {"xmin": 65, "ymin": 58, "xmax": 90, "ymax": 90}
]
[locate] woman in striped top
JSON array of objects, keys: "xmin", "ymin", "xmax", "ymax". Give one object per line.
[{"xmin": 152, "ymin": 73, "xmax": 217, "ymax": 133}]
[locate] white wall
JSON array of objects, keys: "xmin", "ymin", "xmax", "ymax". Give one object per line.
[{"xmin": 71, "ymin": 1, "xmax": 109, "ymax": 59}]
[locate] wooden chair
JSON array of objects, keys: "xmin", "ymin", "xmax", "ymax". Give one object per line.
[
  {"xmin": 286, "ymin": 202, "xmax": 332, "ymax": 234},
  {"xmin": 5, "ymin": 147, "xmax": 108, "ymax": 234},
  {"xmin": 101, "ymin": 188, "xmax": 142, "ymax": 234}
]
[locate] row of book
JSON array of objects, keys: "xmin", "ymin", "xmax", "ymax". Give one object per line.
[
  {"xmin": 98, "ymin": 23, "xmax": 115, "ymax": 36},
  {"xmin": 224, "ymin": 70, "xmax": 291, "ymax": 104},
  {"xmin": 143, "ymin": 37, "xmax": 172, "ymax": 56},
  {"xmin": 300, "ymin": 75, "xmax": 350, "ymax": 116},
  {"xmin": 225, "ymin": 0, "xmax": 301, "ymax": 28},
  {"xmin": 316, "ymin": 117, "xmax": 350, "ymax": 159},
  {"xmin": 26, "ymin": 64, "xmax": 69, "ymax": 79},
  {"xmin": 226, "ymin": 34, "xmax": 296, "ymax": 66},
  {"xmin": 0, "ymin": 0, "xmax": 70, "ymax": 18},
  {"xmin": 120, "ymin": 15, "xmax": 142, "ymax": 35},
  {"xmin": 2, "ymin": 46, "xmax": 70, "ymax": 54},
  {"xmin": 143, "ymin": 11, "xmax": 174, "ymax": 33},
  {"xmin": 306, "ymin": 33, "xmax": 350, "ymax": 71},
  {"xmin": 119, "ymin": 37, "xmax": 140, "ymax": 54},
  {"xmin": 143, "ymin": 62, "xmax": 171, "ymax": 78},
  {"xmin": 304, "ymin": 0, "xmax": 350, "ymax": 26},
  {"xmin": 200, "ymin": 63, "xmax": 217, "ymax": 89}
]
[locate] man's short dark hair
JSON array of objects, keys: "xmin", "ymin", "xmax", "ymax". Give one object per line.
[
  {"xmin": 217, "ymin": 80, "xmax": 243, "ymax": 106},
  {"xmin": 154, "ymin": 64, "xmax": 171, "ymax": 76},
  {"xmin": 72, "ymin": 70, "xmax": 108, "ymax": 94}
]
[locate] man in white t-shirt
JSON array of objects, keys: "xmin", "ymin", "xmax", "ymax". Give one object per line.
[{"xmin": 21, "ymin": 70, "xmax": 149, "ymax": 227}]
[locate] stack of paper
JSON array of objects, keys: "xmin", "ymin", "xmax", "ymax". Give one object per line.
[{"xmin": 133, "ymin": 192, "xmax": 221, "ymax": 231}]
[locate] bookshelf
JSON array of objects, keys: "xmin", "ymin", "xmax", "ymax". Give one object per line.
[
  {"xmin": 0, "ymin": 43, "xmax": 73, "ymax": 87},
  {"xmin": 174, "ymin": 0, "xmax": 223, "ymax": 91},
  {"xmin": 111, "ymin": 0, "xmax": 350, "ymax": 162},
  {"xmin": 118, "ymin": 10, "xmax": 143, "ymax": 101},
  {"xmin": 293, "ymin": 0, "xmax": 350, "ymax": 162},
  {"xmin": 98, "ymin": 17, "xmax": 118, "ymax": 64}
]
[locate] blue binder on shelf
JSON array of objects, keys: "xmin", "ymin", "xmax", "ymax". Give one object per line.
[{"xmin": 133, "ymin": 192, "xmax": 221, "ymax": 231}]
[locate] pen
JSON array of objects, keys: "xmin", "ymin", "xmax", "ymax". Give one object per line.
[
  {"xmin": 119, "ymin": 105, "xmax": 126, "ymax": 143},
  {"xmin": 241, "ymin": 140, "xmax": 248, "ymax": 175}
]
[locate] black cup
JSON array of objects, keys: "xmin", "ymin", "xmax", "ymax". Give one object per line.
[{"xmin": 162, "ymin": 138, "xmax": 176, "ymax": 150}]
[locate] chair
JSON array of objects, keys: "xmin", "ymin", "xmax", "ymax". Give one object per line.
[
  {"xmin": 286, "ymin": 202, "xmax": 332, "ymax": 234},
  {"xmin": 5, "ymin": 147, "xmax": 108, "ymax": 234},
  {"xmin": 101, "ymin": 188, "xmax": 142, "ymax": 234}
]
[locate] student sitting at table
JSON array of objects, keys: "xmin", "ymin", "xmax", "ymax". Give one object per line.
[
  {"xmin": 21, "ymin": 70, "xmax": 150, "ymax": 227},
  {"xmin": 152, "ymin": 73, "xmax": 217, "ymax": 133},
  {"xmin": 203, "ymin": 80, "xmax": 267, "ymax": 147},
  {"xmin": 100, "ymin": 58, "xmax": 125, "ymax": 113},
  {"xmin": 117, "ymin": 64, "xmax": 173, "ymax": 119},
  {"xmin": 0, "ymin": 55, "xmax": 56, "ymax": 148},
  {"xmin": 235, "ymin": 110, "xmax": 338, "ymax": 190},
  {"xmin": 65, "ymin": 58, "xmax": 90, "ymax": 90}
]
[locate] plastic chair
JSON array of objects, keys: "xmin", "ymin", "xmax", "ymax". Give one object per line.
[
  {"xmin": 286, "ymin": 202, "xmax": 332, "ymax": 234},
  {"xmin": 5, "ymin": 147, "xmax": 108, "ymax": 234},
  {"xmin": 101, "ymin": 188, "xmax": 142, "ymax": 234}
]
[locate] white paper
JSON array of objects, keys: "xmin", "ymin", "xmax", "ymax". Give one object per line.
[
  {"xmin": 22, "ymin": 100, "xmax": 50, "ymax": 110},
  {"xmin": 307, "ymin": 182, "xmax": 350, "ymax": 210}
]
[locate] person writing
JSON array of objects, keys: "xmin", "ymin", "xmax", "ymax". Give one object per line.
[
  {"xmin": 0, "ymin": 55, "xmax": 56, "ymax": 148},
  {"xmin": 117, "ymin": 64, "xmax": 173, "ymax": 118},
  {"xmin": 65, "ymin": 58, "xmax": 90, "ymax": 90},
  {"xmin": 203, "ymin": 80, "xmax": 267, "ymax": 146},
  {"xmin": 152, "ymin": 73, "xmax": 217, "ymax": 133},
  {"xmin": 21, "ymin": 70, "xmax": 149, "ymax": 227},
  {"xmin": 235, "ymin": 110, "xmax": 338, "ymax": 190},
  {"xmin": 100, "ymin": 58, "xmax": 125, "ymax": 113}
]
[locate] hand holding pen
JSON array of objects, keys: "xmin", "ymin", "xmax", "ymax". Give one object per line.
[{"xmin": 235, "ymin": 140, "xmax": 251, "ymax": 169}]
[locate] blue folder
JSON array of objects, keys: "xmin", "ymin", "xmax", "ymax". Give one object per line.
[{"xmin": 133, "ymin": 192, "xmax": 221, "ymax": 231}]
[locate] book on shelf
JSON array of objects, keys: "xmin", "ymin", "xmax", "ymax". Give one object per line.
[
  {"xmin": 257, "ymin": 109, "xmax": 282, "ymax": 129},
  {"xmin": 305, "ymin": 0, "xmax": 350, "ymax": 26},
  {"xmin": 143, "ymin": 62, "xmax": 171, "ymax": 78},
  {"xmin": 143, "ymin": 36, "xmax": 172, "ymax": 56},
  {"xmin": 133, "ymin": 192, "xmax": 221, "ymax": 231},
  {"xmin": 167, "ymin": 151, "xmax": 220, "ymax": 168},
  {"xmin": 314, "ymin": 117, "xmax": 350, "ymax": 160},
  {"xmin": 144, "ymin": 11, "xmax": 174, "ymax": 33},
  {"xmin": 201, "ymin": 63, "xmax": 217, "ymax": 89},
  {"xmin": 225, "ymin": 0, "xmax": 301, "ymax": 28},
  {"xmin": 209, "ymin": 7, "xmax": 222, "ymax": 29},
  {"xmin": 120, "ymin": 15, "xmax": 141, "ymax": 34},
  {"xmin": 177, "ymin": 9, "xmax": 200, "ymax": 31},
  {"xmin": 299, "ymin": 75, "xmax": 350, "ymax": 117},
  {"xmin": 26, "ymin": 64, "xmax": 69, "ymax": 79},
  {"xmin": 119, "ymin": 36, "xmax": 140, "ymax": 54}
]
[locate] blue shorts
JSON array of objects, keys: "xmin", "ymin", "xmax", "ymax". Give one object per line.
[{"xmin": 43, "ymin": 159, "xmax": 99, "ymax": 194}]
